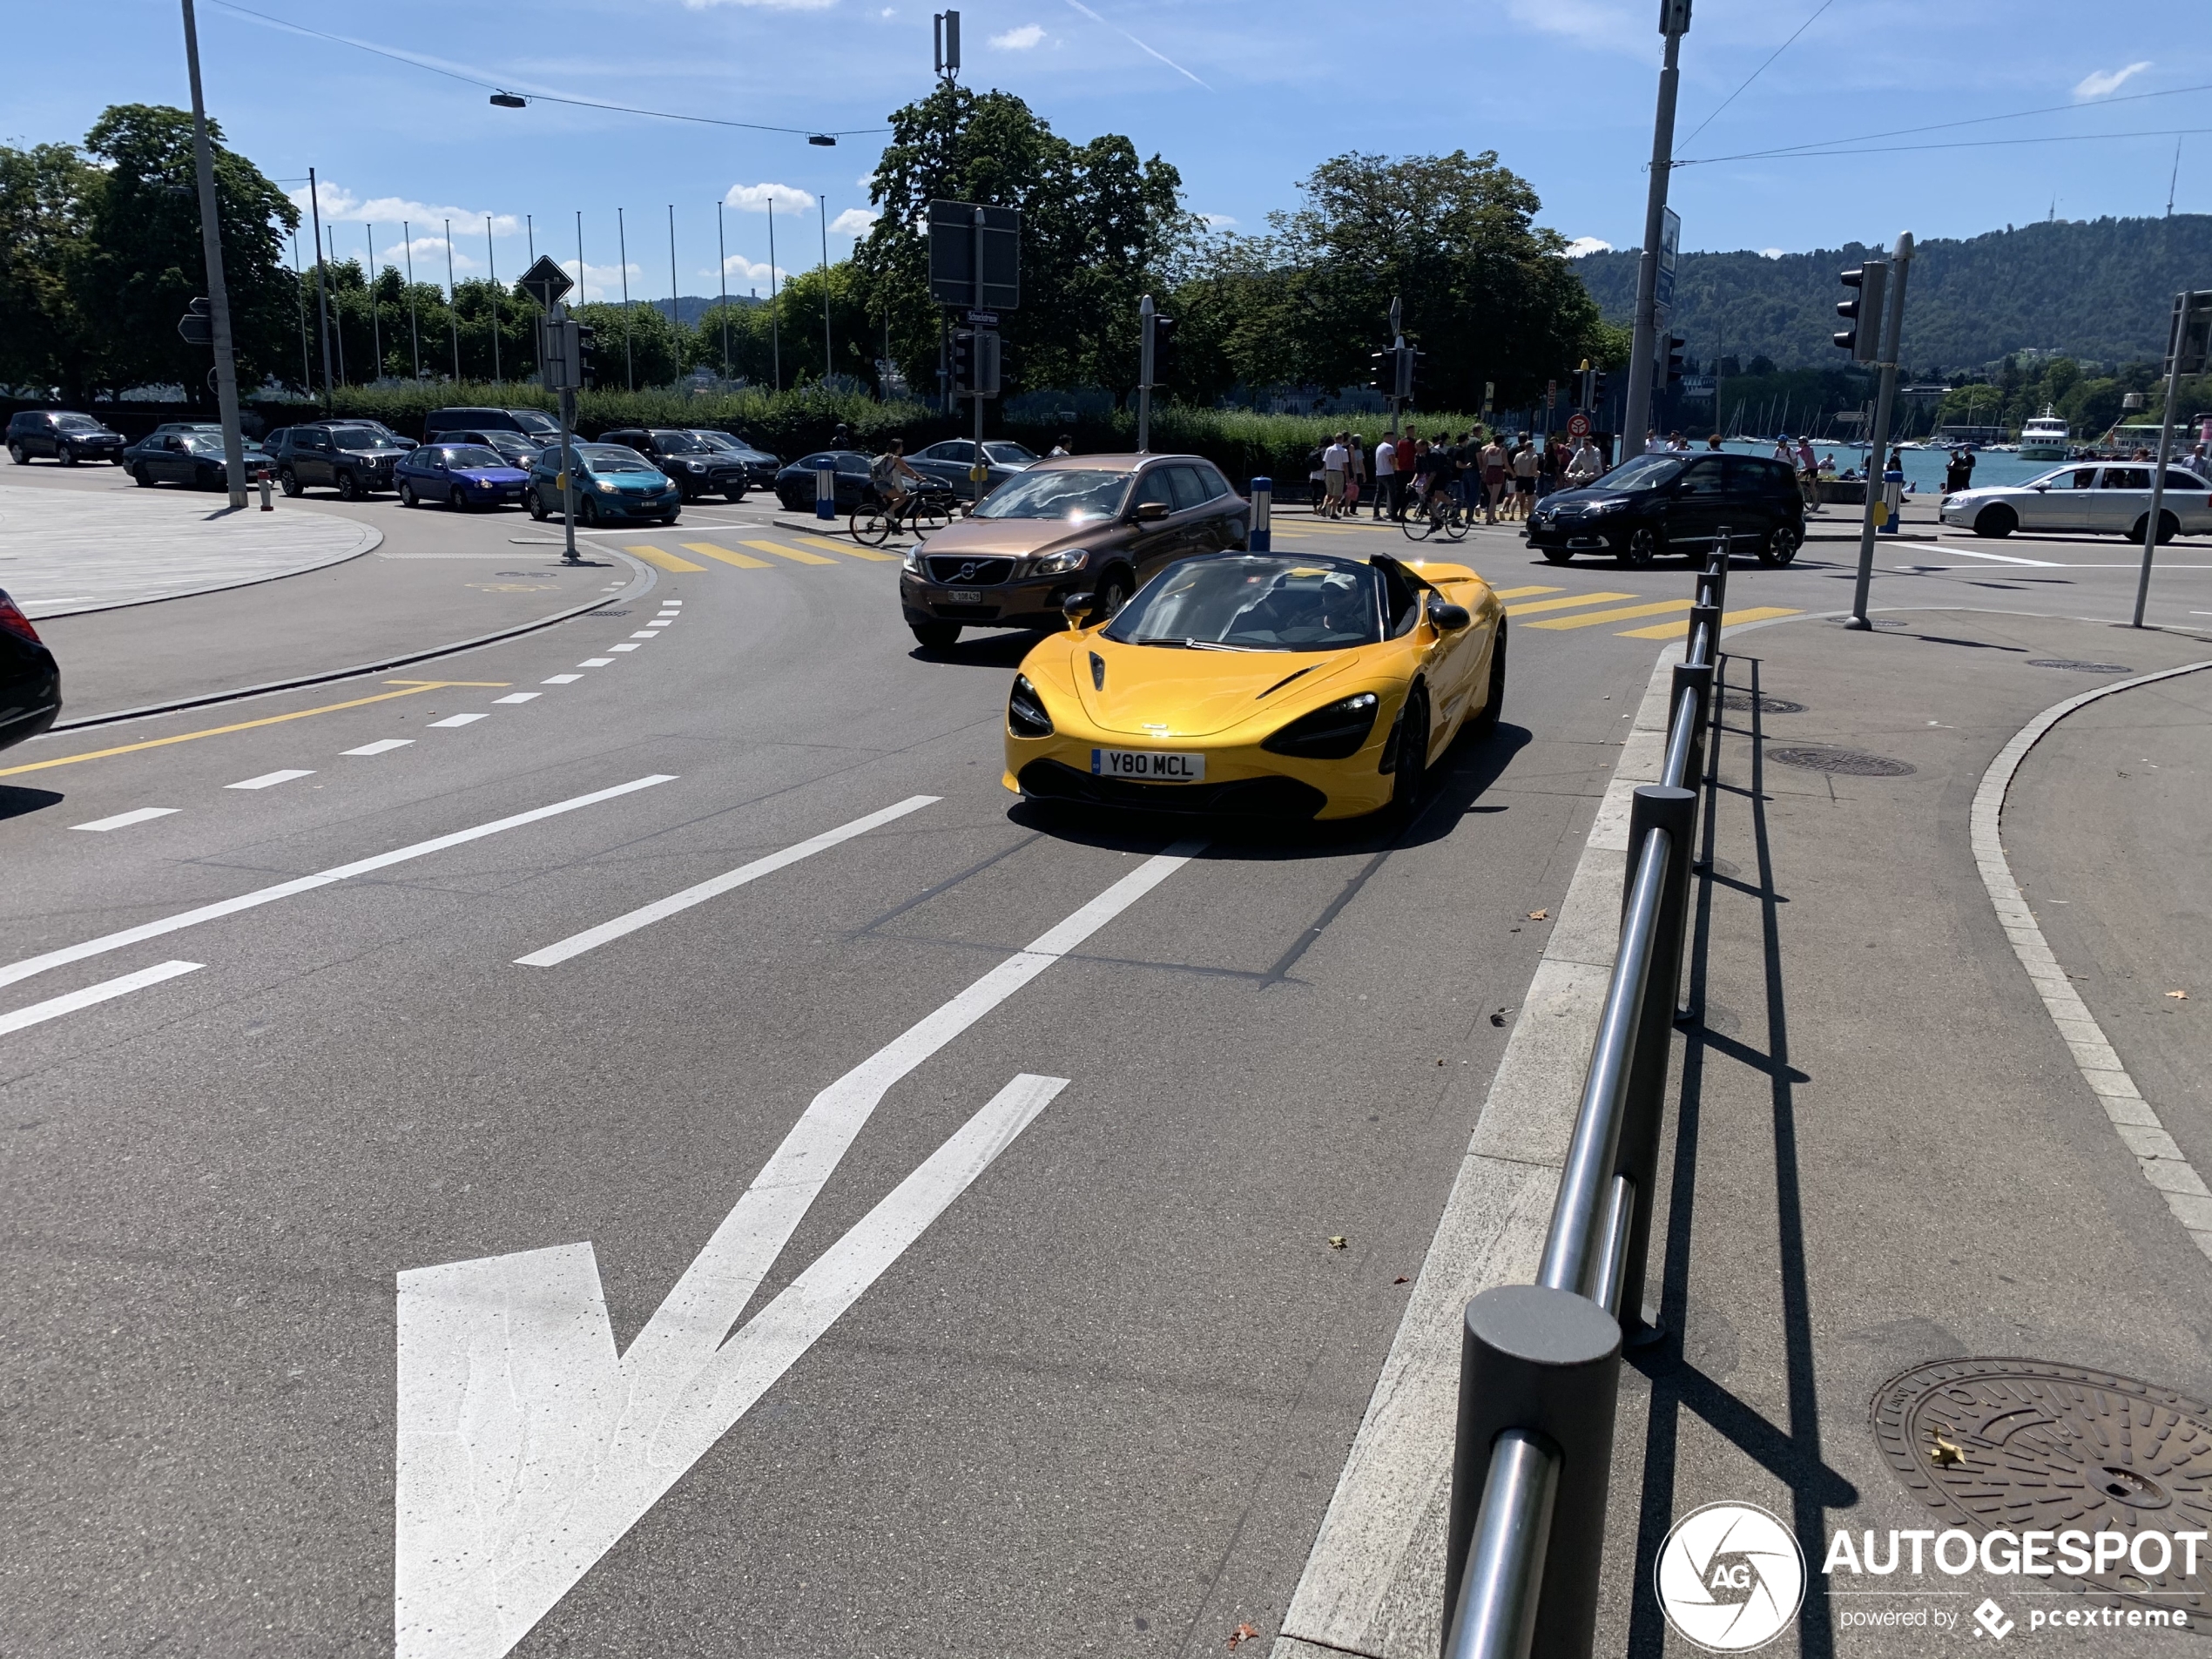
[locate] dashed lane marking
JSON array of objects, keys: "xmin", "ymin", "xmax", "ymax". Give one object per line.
[
  {"xmin": 1503, "ymin": 590, "xmax": 1637, "ymax": 617},
  {"xmin": 1527, "ymin": 598, "xmax": 1692, "ymax": 631},
  {"xmin": 344, "ymin": 739, "xmax": 414, "ymax": 757},
  {"xmin": 494, "ymin": 693, "xmax": 541, "ymax": 705},
  {"xmin": 577, "ymin": 658, "xmax": 615, "ymax": 668},
  {"xmin": 543, "ymin": 675, "xmax": 583, "ymax": 685},
  {"xmin": 682, "ymin": 543, "xmax": 772, "ymax": 569},
  {"xmin": 624, "ymin": 545, "xmax": 708, "ymax": 573},
  {"xmin": 0, "ymin": 961, "xmax": 203, "ymax": 1039},
  {"xmin": 0, "ymin": 682, "xmax": 505, "ymax": 779},
  {"xmin": 742, "ymin": 539, "xmax": 840, "ymax": 567},
  {"xmin": 1491, "ymin": 586, "xmax": 1566, "ymax": 600},
  {"xmin": 73, "ymin": 807, "xmax": 180, "ymax": 832},
  {"xmin": 227, "ymin": 769, "xmax": 316, "ymax": 790},
  {"xmin": 427, "ymin": 713, "xmax": 489, "ymax": 728},
  {"xmin": 1615, "ymin": 605, "xmax": 1803, "ymax": 639},
  {"xmin": 609, "ymin": 643, "xmax": 642, "ymax": 652}
]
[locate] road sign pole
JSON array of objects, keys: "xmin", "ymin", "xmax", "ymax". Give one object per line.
[
  {"xmin": 1848, "ymin": 232, "xmax": 1913, "ymax": 629},
  {"xmin": 1620, "ymin": 5, "xmax": 1689, "ymax": 469},
  {"xmin": 1137, "ymin": 293, "xmax": 1155, "ymax": 455},
  {"xmin": 2132, "ymin": 290, "xmax": 2209, "ymax": 626},
  {"xmin": 179, "ymin": 0, "xmax": 248, "ymax": 508}
]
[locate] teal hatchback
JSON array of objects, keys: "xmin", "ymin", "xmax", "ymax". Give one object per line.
[{"xmin": 528, "ymin": 442, "xmax": 682, "ymax": 526}]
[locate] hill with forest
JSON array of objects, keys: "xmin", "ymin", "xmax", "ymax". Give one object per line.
[{"xmin": 1573, "ymin": 214, "xmax": 2212, "ymax": 374}]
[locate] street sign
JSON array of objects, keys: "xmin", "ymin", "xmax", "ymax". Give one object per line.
[
  {"xmin": 1655, "ymin": 207, "xmax": 1681, "ymax": 311},
  {"xmin": 517, "ymin": 254, "xmax": 574, "ymax": 313},
  {"xmin": 2165, "ymin": 289, "xmax": 2212, "ymax": 376},
  {"xmin": 963, "ymin": 309, "xmax": 999, "ymax": 327},
  {"xmin": 1567, "ymin": 412, "xmax": 1592, "ymax": 439},
  {"xmin": 927, "ymin": 200, "xmax": 1020, "ymax": 310},
  {"xmin": 177, "ymin": 296, "xmax": 212, "ymax": 347}
]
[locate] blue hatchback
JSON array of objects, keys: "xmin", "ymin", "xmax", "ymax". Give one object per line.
[
  {"xmin": 527, "ymin": 442, "xmax": 681, "ymax": 526},
  {"xmin": 396, "ymin": 442, "xmax": 532, "ymax": 511}
]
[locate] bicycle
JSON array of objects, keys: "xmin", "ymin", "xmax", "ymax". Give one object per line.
[
  {"xmin": 1399, "ymin": 490, "xmax": 1470, "ymax": 543},
  {"xmin": 850, "ymin": 487, "xmax": 957, "ymax": 547}
]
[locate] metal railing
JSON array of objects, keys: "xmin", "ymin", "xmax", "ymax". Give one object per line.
[{"xmin": 1440, "ymin": 540, "xmax": 1731, "ymax": 1659}]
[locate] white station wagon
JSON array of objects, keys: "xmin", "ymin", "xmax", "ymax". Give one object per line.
[{"xmin": 1941, "ymin": 462, "xmax": 2212, "ymax": 542}]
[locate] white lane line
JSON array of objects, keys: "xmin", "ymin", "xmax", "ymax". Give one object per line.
[
  {"xmin": 609, "ymin": 644, "xmax": 641, "ymax": 652},
  {"xmin": 227, "ymin": 769, "xmax": 316, "ymax": 791},
  {"xmin": 0, "ymin": 774, "xmax": 678, "ymax": 995},
  {"xmin": 1921, "ymin": 544, "xmax": 2060, "ymax": 566},
  {"xmin": 516, "ymin": 794, "xmax": 941, "ymax": 967},
  {"xmin": 628, "ymin": 631, "xmax": 659, "ymax": 640},
  {"xmin": 427, "ymin": 713, "xmax": 489, "ymax": 728},
  {"xmin": 493, "ymin": 693, "xmax": 540, "ymax": 705},
  {"xmin": 0, "ymin": 961, "xmax": 204, "ymax": 1038},
  {"xmin": 542, "ymin": 675, "xmax": 583, "ymax": 685},
  {"xmin": 73, "ymin": 807, "xmax": 179, "ymax": 833},
  {"xmin": 345, "ymin": 739, "xmax": 415, "ymax": 757},
  {"xmin": 577, "ymin": 658, "xmax": 615, "ymax": 668},
  {"xmin": 395, "ymin": 1072, "xmax": 1066, "ymax": 1659},
  {"xmin": 621, "ymin": 840, "xmax": 1200, "ymax": 1396},
  {"xmin": 660, "ymin": 599, "xmax": 682, "ymax": 606}
]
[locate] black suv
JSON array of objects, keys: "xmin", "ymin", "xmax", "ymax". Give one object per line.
[
  {"xmin": 7, "ymin": 410, "xmax": 126, "ymax": 467},
  {"xmin": 1526, "ymin": 451, "xmax": 1804, "ymax": 567},
  {"xmin": 598, "ymin": 429, "xmax": 749, "ymax": 502},
  {"xmin": 423, "ymin": 406, "xmax": 564, "ymax": 446},
  {"xmin": 263, "ymin": 422, "xmax": 411, "ymax": 499}
]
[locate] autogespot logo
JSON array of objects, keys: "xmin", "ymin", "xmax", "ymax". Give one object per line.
[{"xmin": 1656, "ymin": 1501, "xmax": 1808, "ymax": 1652}]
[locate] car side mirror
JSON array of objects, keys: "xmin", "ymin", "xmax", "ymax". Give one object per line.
[
  {"xmin": 1061, "ymin": 591, "xmax": 1096, "ymax": 629},
  {"xmin": 2032, "ymin": 484, "xmax": 2047, "ymax": 492},
  {"xmin": 1133, "ymin": 500, "xmax": 1170, "ymax": 523},
  {"xmin": 1429, "ymin": 602, "xmax": 1471, "ymax": 631}
]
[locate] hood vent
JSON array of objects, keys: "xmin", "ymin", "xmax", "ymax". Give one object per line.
[{"xmin": 1089, "ymin": 651, "xmax": 1106, "ymax": 690}]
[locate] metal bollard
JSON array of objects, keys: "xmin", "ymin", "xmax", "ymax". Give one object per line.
[
  {"xmin": 1703, "ymin": 532, "xmax": 1730, "ymax": 614},
  {"xmin": 1668, "ymin": 662, "xmax": 1715, "ymax": 793},
  {"xmin": 815, "ymin": 461, "xmax": 836, "ymax": 521},
  {"xmin": 1248, "ymin": 476, "xmax": 1272, "ymax": 553},
  {"xmin": 1613, "ymin": 786, "xmax": 1696, "ymax": 1344},
  {"xmin": 1445, "ymin": 1285, "xmax": 1623, "ymax": 1659},
  {"xmin": 256, "ymin": 467, "xmax": 273, "ymax": 511}
]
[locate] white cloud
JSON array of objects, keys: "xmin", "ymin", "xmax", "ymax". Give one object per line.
[
  {"xmin": 290, "ymin": 183, "xmax": 520, "ymax": 236},
  {"xmin": 830, "ymin": 206, "xmax": 880, "ymax": 237},
  {"xmin": 1561, "ymin": 236, "xmax": 1611, "ymax": 257},
  {"xmin": 717, "ymin": 254, "xmax": 789, "ymax": 287},
  {"xmin": 1759, "ymin": 246, "xmax": 1784, "ymax": 260},
  {"xmin": 359, "ymin": 233, "xmax": 480, "ymax": 274},
  {"xmin": 725, "ymin": 181, "xmax": 816, "ymax": 213},
  {"xmin": 2074, "ymin": 61, "xmax": 2151, "ymax": 99},
  {"xmin": 558, "ymin": 258, "xmax": 645, "ymax": 304},
  {"xmin": 991, "ymin": 22, "xmax": 1046, "ymax": 48},
  {"xmin": 1199, "ymin": 212, "xmax": 1238, "ymax": 228},
  {"xmin": 1504, "ymin": 0, "xmax": 1650, "ymax": 55}
]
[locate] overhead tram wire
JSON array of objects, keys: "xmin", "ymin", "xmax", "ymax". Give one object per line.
[
  {"xmin": 1675, "ymin": 0, "xmax": 1835, "ymax": 154},
  {"xmin": 1678, "ymin": 125, "xmax": 2212, "ymax": 166},
  {"xmin": 204, "ymin": 0, "xmax": 889, "ymax": 138}
]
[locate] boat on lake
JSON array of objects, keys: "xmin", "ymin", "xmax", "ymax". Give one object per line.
[{"xmin": 2017, "ymin": 408, "xmax": 2070, "ymax": 461}]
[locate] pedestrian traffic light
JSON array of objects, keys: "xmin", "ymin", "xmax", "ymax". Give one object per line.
[
  {"xmin": 574, "ymin": 322, "xmax": 598, "ymax": 388},
  {"xmin": 1834, "ymin": 262, "xmax": 1887, "ymax": 362},
  {"xmin": 1369, "ymin": 349, "xmax": 1392, "ymax": 394},
  {"xmin": 950, "ymin": 327, "xmax": 975, "ymax": 394}
]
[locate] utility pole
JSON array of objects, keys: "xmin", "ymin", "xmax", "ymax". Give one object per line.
[
  {"xmin": 486, "ymin": 216, "xmax": 501, "ymax": 384},
  {"xmin": 1619, "ymin": 0, "xmax": 1691, "ymax": 467},
  {"xmin": 327, "ymin": 226, "xmax": 347, "ymax": 387},
  {"xmin": 667, "ymin": 203, "xmax": 679, "ymax": 347},
  {"xmin": 717, "ymin": 200, "xmax": 731, "ymax": 380},
  {"xmin": 403, "ymin": 220, "xmax": 421, "ymax": 380},
  {"xmin": 292, "ymin": 230, "xmax": 312, "ymax": 391},
  {"xmin": 1847, "ymin": 231, "xmax": 1913, "ymax": 628},
  {"xmin": 819, "ymin": 194, "xmax": 833, "ymax": 384},
  {"xmin": 444, "ymin": 219, "xmax": 461, "ymax": 381},
  {"xmin": 617, "ymin": 207, "xmax": 633, "ymax": 390},
  {"xmin": 768, "ymin": 197, "xmax": 781, "ymax": 392},
  {"xmin": 2133, "ymin": 289, "xmax": 2212, "ymax": 626},
  {"xmin": 179, "ymin": 0, "xmax": 249, "ymax": 506},
  {"xmin": 1387, "ymin": 296, "xmax": 1404, "ymax": 439},
  {"xmin": 366, "ymin": 225, "xmax": 381, "ymax": 383},
  {"xmin": 1136, "ymin": 292, "xmax": 1155, "ymax": 453},
  {"xmin": 308, "ymin": 168, "xmax": 334, "ymax": 411}
]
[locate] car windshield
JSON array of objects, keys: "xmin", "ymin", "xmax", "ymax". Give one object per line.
[
  {"xmin": 984, "ymin": 442, "xmax": 1038, "ymax": 464},
  {"xmin": 1588, "ymin": 454, "xmax": 1685, "ymax": 491},
  {"xmin": 57, "ymin": 415, "xmax": 104, "ymax": 431},
  {"xmin": 183, "ymin": 435, "xmax": 258, "ymax": 454},
  {"xmin": 1105, "ymin": 556, "xmax": 1380, "ymax": 653},
  {"xmin": 690, "ymin": 431, "xmax": 738, "ymax": 449},
  {"xmin": 651, "ymin": 431, "xmax": 709, "ymax": 453},
  {"xmin": 330, "ymin": 428, "xmax": 408, "ymax": 450},
  {"xmin": 441, "ymin": 446, "xmax": 506, "ymax": 469},
  {"xmin": 509, "ymin": 411, "xmax": 561, "ymax": 436},
  {"xmin": 972, "ymin": 468, "xmax": 1129, "ymax": 522},
  {"xmin": 579, "ymin": 446, "xmax": 656, "ymax": 473}
]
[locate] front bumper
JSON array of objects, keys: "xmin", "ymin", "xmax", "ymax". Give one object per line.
[
  {"xmin": 1002, "ymin": 715, "xmax": 1399, "ymax": 821},
  {"xmin": 1525, "ymin": 517, "xmax": 1619, "ymax": 550},
  {"xmin": 597, "ymin": 490, "xmax": 680, "ymax": 517},
  {"xmin": 900, "ymin": 570, "xmax": 1075, "ymax": 630}
]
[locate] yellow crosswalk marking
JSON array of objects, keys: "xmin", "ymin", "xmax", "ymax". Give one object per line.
[
  {"xmin": 1615, "ymin": 605, "xmax": 1803, "ymax": 639},
  {"xmin": 789, "ymin": 531, "xmax": 900, "ymax": 562},
  {"xmin": 742, "ymin": 539, "xmax": 840, "ymax": 566},
  {"xmin": 683, "ymin": 543, "xmax": 772, "ymax": 569},
  {"xmin": 624, "ymin": 544, "xmax": 707, "ymax": 572},
  {"xmin": 1505, "ymin": 590, "xmax": 1636, "ymax": 617},
  {"xmin": 1527, "ymin": 598, "xmax": 1692, "ymax": 631},
  {"xmin": 1492, "ymin": 585, "xmax": 1566, "ymax": 600}
]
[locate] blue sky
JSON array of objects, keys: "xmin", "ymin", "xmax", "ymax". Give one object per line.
[{"xmin": 9, "ymin": 0, "xmax": 2204, "ymax": 303}]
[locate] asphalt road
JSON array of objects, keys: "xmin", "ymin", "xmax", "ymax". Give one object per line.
[{"xmin": 4, "ymin": 466, "xmax": 2211, "ymax": 1657}]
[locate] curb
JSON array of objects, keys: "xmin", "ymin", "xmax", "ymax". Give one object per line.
[
  {"xmin": 1269, "ymin": 634, "xmax": 1689, "ymax": 1659},
  {"xmin": 42, "ymin": 550, "xmax": 655, "ymax": 733},
  {"xmin": 1970, "ymin": 657, "xmax": 2212, "ymax": 1267},
  {"xmin": 19, "ymin": 510, "xmax": 383, "ymax": 623}
]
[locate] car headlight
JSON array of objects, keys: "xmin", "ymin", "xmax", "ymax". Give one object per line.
[
  {"xmin": 595, "ymin": 479, "xmax": 617, "ymax": 493},
  {"xmin": 1588, "ymin": 496, "xmax": 1630, "ymax": 513},
  {"xmin": 1008, "ymin": 673, "xmax": 1054, "ymax": 738},
  {"xmin": 902, "ymin": 544, "xmax": 926, "ymax": 575},
  {"xmin": 682, "ymin": 460, "xmax": 704, "ymax": 472},
  {"xmin": 1033, "ymin": 548, "xmax": 1088, "ymax": 576},
  {"xmin": 1261, "ymin": 691, "xmax": 1380, "ymax": 760}
]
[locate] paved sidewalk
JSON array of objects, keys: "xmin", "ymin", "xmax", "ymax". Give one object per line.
[{"xmin": 0, "ymin": 483, "xmax": 379, "ymax": 617}]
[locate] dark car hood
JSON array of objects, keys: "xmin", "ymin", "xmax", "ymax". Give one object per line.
[{"xmin": 451, "ymin": 466, "xmax": 529, "ymax": 482}]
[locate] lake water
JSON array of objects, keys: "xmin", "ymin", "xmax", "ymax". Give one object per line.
[{"xmin": 1710, "ymin": 439, "xmax": 2052, "ymax": 495}]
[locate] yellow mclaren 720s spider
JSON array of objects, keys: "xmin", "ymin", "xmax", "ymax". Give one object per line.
[{"xmin": 1001, "ymin": 550, "xmax": 1505, "ymax": 821}]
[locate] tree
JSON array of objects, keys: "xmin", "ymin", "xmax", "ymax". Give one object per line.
[
  {"xmin": 573, "ymin": 300, "xmax": 686, "ymax": 389},
  {"xmin": 66, "ymin": 104, "xmax": 300, "ymax": 401},
  {"xmin": 0, "ymin": 143, "xmax": 100, "ymax": 394}
]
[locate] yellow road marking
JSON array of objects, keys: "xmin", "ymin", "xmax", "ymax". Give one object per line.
[
  {"xmin": 0, "ymin": 681, "xmax": 508, "ymax": 779},
  {"xmin": 1492, "ymin": 585, "xmax": 1566, "ymax": 600},
  {"xmin": 742, "ymin": 539, "xmax": 839, "ymax": 567},
  {"xmin": 1505, "ymin": 590, "xmax": 1637, "ymax": 617},
  {"xmin": 1615, "ymin": 605, "xmax": 1803, "ymax": 639},
  {"xmin": 683, "ymin": 542, "xmax": 772, "ymax": 569},
  {"xmin": 1527, "ymin": 598, "xmax": 1692, "ymax": 631},
  {"xmin": 624, "ymin": 544, "xmax": 708, "ymax": 572},
  {"xmin": 790, "ymin": 532, "xmax": 900, "ymax": 563}
]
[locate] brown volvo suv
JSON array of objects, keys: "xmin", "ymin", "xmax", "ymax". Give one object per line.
[{"xmin": 898, "ymin": 453, "xmax": 1250, "ymax": 650}]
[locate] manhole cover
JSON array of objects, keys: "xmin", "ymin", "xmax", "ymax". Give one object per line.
[
  {"xmin": 1768, "ymin": 747, "xmax": 1915, "ymax": 777},
  {"xmin": 1874, "ymin": 1359, "xmax": 2212, "ymax": 1602},
  {"xmin": 1719, "ymin": 691, "xmax": 1806, "ymax": 715},
  {"xmin": 2027, "ymin": 659, "xmax": 2134, "ymax": 674}
]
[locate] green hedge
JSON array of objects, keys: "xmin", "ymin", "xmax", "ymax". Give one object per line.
[{"xmin": 280, "ymin": 382, "xmax": 1490, "ymax": 489}]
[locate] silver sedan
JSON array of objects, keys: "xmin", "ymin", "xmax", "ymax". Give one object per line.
[{"xmin": 1940, "ymin": 461, "xmax": 2212, "ymax": 541}]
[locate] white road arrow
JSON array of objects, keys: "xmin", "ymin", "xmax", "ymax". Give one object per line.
[{"xmin": 394, "ymin": 843, "xmax": 1199, "ymax": 1657}]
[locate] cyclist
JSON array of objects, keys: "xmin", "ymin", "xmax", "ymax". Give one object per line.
[{"xmin": 870, "ymin": 438, "xmax": 925, "ymax": 520}]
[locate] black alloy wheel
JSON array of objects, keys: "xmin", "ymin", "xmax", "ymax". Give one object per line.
[
  {"xmin": 337, "ymin": 469, "xmax": 362, "ymax": 502},
  {"xmin": 1387, "ymin": 685, "xmax": 1432, "ymax": 819},
  {"xmin": 279, "ymin": 468, "xmax": 303, "ymax": 497},
  {"xmin": 1973, "ymin": 504, "xmax": 2016, "ymax": 539},
  {"xmin": 398, "ymin": 481, "xmax": 418, "ymax": 508},
  {"xmin": 1620, "ymin": 525, "xmax": 1662, "ymax": 568},
  {"xmin": 131, "ymin": 464, "xmax": 153, "ymax": 487},
  {"xmin": 1541, "ymin": 545, "xmax": 1575, "ymax": 565},
  {"xmin": 1472, "ymin": 620, "xmax": 1507, "ymax": 738},
  {"xmin": 58, "ymin": 443, "xmax": 77, "ymax": 467},
  {"xmin": 1094, "ymin": 570, "xmax": 1134, "ymax": 621},
  {"xmin": 577, "ymin": 496, "xmax": 599, "ymax": 526},
  {"xmin": 447, "ymin": 486, "xmax": 468, "ymax": 510},
  {"xmin": 527, "ymin": 490, "xmax": 548, "ymax": 522},
  {"xmin": 6, "ymin": 442, "xmax": 25, "ymax": 466},
  {"xmin": 1759, "ymin": 523, "xmax": 1802, "ymax": 567},
  {"xmin": 723, "ymin": 482, "xmax": 746, "ymax": 504},
  {"xmin": 2129, "ymin": 511, "xmax": 2180, "ymax": 546},
  {"xmin": 911, "ymin": 621, "xmax": 961, "ymax": 651}
]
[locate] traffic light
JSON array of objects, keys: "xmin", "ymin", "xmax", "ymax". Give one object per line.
[
  {"xmin": 1663, "ymin": 334, "xmax": 1687, "ymax": 390},
  {"xmin": 1396, "ymin": 346, "xmax": 1417, "ymax": 400},
  {"xmin": 1592, "ymin": 368, "xmax": 1608, "ymax": 412},
  {"xmin": 574, "ymin": 322, "xmax": 598, "ymax": 388},
  {"xmin": 950, "ymin": 328, "xmax": 1001, "ymax": 395},
  {"xmin": 1834, "ymin": 262, "xmax": 1887, "ymax": 362},
  {"xmin": 950, "ymin": 328, "xmax": 975, "ymax": 393},
  {"xmin": 1148, "ymin": 314, "xmax": 1178, "ymax": 385},
  {"xmin": 1369, "ymin": 349, "xmax": 1391, "ymax": 394}
]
